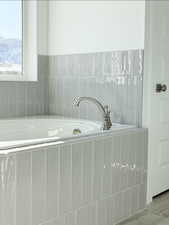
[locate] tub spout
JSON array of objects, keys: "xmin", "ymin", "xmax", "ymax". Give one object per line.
[{"xmin": 73, "ymin": 97, "xmax": 112, "ymax": 130}]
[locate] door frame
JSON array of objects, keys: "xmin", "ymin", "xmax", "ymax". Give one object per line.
[
  {"xmin": 142, "ymin": 1, "xmax": 169, "ymax": 204},
  {"xmin": 142, "ymin": 1, "xmax": 154, "ymax": 204}
]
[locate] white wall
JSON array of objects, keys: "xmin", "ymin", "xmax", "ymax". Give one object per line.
[
  {"xmin": 38, "ymin": 0, "xmax": 48, "ymax": 55},
  {"xmin": 48, "ymin": 1, "xmax": 145, "ymax": 55}
]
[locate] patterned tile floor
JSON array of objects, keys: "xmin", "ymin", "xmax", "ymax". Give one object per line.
[{"xmin": 118, "ymin": 191, "xmax": 169, "ymax": 225}]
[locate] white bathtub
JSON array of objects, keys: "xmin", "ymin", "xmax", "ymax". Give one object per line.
[{"xmin": 0, "ymin": 116, "xmax": 135, "ymax": 150}]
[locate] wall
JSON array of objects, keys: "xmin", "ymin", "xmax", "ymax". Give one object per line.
[
  {"xmin": 38, "ymin": 0, "xmax": 48, "ymax": 55},
  {"xmin": 0, "ymin": 56, "xmax": 48, "ymax": 118},
  {"xmin": 47, "ymin": 1, "xmax": 145, "ymax": 126},
  {"xmin": 0, "ymin": 1, "xmax": 145, "ymax": 124},
  {"xmin": 0, "ymin": 1, "xmax": 49, "ymax": 118},
  {"xmin": 48, "ymin": 1, "xmax": 145, "ymax": 55},
  {"xmin": 48, "ymin": 50, "xmax": 143, "ymax": 126},
  {"xmin": 0, "ymin": 128, "xmax": 148, "ymax": 225}
]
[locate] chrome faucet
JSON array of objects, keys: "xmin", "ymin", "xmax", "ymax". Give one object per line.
[{"xmin": 73, "ymin": 97, "xmax": 112, "ymax": 130}]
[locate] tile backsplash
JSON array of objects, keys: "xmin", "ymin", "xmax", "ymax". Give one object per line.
[
  {"xmin": 0, "ymin": 128, "xmax": 148, "ymax": 225},
  {"xmin": 0, "ymin": 50, "xmax": 143, "ymax": 126},
  {"xmin": 48, "ymin": 50, "xmax": 144, "ymax": 126},
  {"xmin": 0, "ymin": 56, "xmax": 48, "ymax": 118}
]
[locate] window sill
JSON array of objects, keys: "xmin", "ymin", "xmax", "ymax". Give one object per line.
[{"xmin": 0, "ymin": 73, "xmax": 38, "ymax": 82}]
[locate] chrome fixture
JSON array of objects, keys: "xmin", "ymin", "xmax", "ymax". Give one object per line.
[
  {"xmin": 156, "ymin": 83, "xmax": 167, "ymax": 93},
  {"xmin": 73, "ymin": 128, "xmax": 82, "ymax": 135},
  {"xmin": 73, "ymin": 97, "xmax": 112, "ymax": 130}
]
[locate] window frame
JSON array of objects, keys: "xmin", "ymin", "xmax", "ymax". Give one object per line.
[{"xmin": 0, "ymin": 0, "xmax": 37, "ymax": 82}]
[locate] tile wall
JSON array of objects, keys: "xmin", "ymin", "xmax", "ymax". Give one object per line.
[
  {"xmin": 0, "ymin": 128, "xmax": 148, "ymax": 225},
  {"xmin": 48, "ymin": 50, "xmax": 144, "ymax": 126},
  {"xmin": 0, "ymin": 56, "xmax": 49, "ymax": 118},
  {"xmin": 0, "ymin": 50, "xmax": 143, "ymax": 127}
]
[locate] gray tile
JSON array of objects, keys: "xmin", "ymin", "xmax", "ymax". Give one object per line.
[
  {"xmin": 65, "ymin": 212, "xmax": 76, "ymax": 225},
  {"xmin": 16, "ymin": 152, "xmax": 31, "ymax": 225},
  {"xmin": 93, "ymin": 139, "xmax": 104, "ymax": 200},
  {"xmin": 0, "ymin": 55, "xmax": 47, "ymax": 118},
  {"xmin": 32, "ymin": 149, "xmax": 46, "ymax": 225},
  {"xmin": 82, "ymin": 141, "xmax": 93, "ymax": 204},
  {"xmin": 102, "ymin": 137, "xmax": 113, "ymax": 197},
  {"xmin": 46, "ymin": 146, "xmax": 59, "ymax": 220},
  {"xmin": 94, "ymin": 52, "xmax": 104, "ymax": 76},
  {"xmin": 47, "ymin": 50, "xmax": 144, "ymax": 126},
  {"xmin": 77, "ymin": 203, "xmax": 96, "ymax": 225},
  {"xmin": 59, "ymin": 145, "xmax": 72, "ymax": 214},
  {"xmin": 103, "ymin": 52, "xmax": 112, "ymax": 75},
  {"xmin": 72, "ymin": 143, "xmax": 83, "ymax": 209},
  {"xmin": 0, "ymin": 156, "xmax": 16, "ymax": 225},
  {"xmin": 111, "ymin": 135, "xmax": 121, "ymax": 194}
]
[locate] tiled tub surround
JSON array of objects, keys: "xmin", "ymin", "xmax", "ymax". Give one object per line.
[
  {"xmin": 0, "ymin": 128, "xmax": 148, "ymax": 225},
  {"xmin": 0, "ymin": 56, "xmax": 49, "ymax": 118},
  {"xmin": 48, "ymin": 50, "xmax": 143, "ymax": 127}
]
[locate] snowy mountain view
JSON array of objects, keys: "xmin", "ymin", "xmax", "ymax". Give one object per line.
[
  {"xmin": 0, "ymin": 37, "xmax": 22, "ymax": 73},
  {"xmin": 0, "ymin": 0, "xmax": 22, "ymax": 73}
]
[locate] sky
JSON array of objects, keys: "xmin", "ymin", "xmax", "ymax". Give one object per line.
[{"xmin": 0, "ymin": 0, "xmax": 22, "ymax": 39}]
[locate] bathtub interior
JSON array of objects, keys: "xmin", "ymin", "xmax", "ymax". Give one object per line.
[{"xmin": 0, "ymin": 116, "xmax": 135, "ymax": 150}]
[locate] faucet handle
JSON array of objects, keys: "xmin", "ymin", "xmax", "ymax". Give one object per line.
[{"xmin": 104, "ymin": 105, "xmax": 111, "ymax": 114}]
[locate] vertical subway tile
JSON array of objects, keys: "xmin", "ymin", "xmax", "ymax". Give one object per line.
[
  {"xmin": 62, "ymin": 77, "xmax": 73, "ymax": 117},
  {"xmin": 16, "ymin": 152, "xmax": 31, "ymax": 225},
  {"xmin": 0, "ymin": 157, "xmax": 2, "ymax": 224},
  {"xmin": 131, "ymin": 185, "xmax": 139, "ymax": 215},
  {"xmin": 94, "ymin": 52, "xmax": 104, "ymax": 75},
  {"xmin": 128, "ymin": 133, "xmax": 137, "ymax": 187},
  {"xmin": 112, "ymin": 51, "xmax": 122, "ymax": 75},
  {"xmin": 78, "ymin": 78, "xmax": 88, "ymax": 120},
  {"xmin": 120, "ymin": 134, "xmax": 129, "ymax": 190},
  {"xmin": 107, "ymin": 197, "xmax": 115, "ymax": 225},
  {"xmin": 85, "ymin": 77, "xmax": 98, "ymax": 121},
  {"xmin": 56, "ymin": 76, "xmax": 64, "ymax": 116},
  {"xmin": 97, "ymin": 199, "xmax": 107, "ymax": 225},
  {"xmin": 133, "ymin": 50, "xmax": 144, "ymax": 76},
  {"xmin": 45, "ymin": 217, "xmax": 65, "ymax": 225},
  {"xmin": 46, "ymin": 146, "xmax": 59, "ymax": 220},
  {"xmin": 65, "ymin": 212, "xmax": 76, "ymax": 225},
  {"xmin": 71, "ymin": 77, "xmax": 80, "ymax": 118},
  {"xmin": 59, "ymin": 145, "xmax": 72, "ymax": 215},
  {"xmin": 143, "ymin": 130, "xmax": 148, "ymax": 171},
  {"xmin": 32, "ymin": 149, "xmax": 46, "ymax": 225},
  {"xmin": 82, "ymin": 141, "xmax": 93, "ymax": 204},
  {"xmin": 0, "ymin": 129, "xmax": 147, "ymax": 225},
  {"xmin": 72, "ymin": 142, "xmax": 83, "ymax": 209},
  {"xmin": 0, "ymin": 156, "xmax": 16, "ymax": 225},
  {"xmin": 47, "ymin": 50, "xmax": 143, "ymax": 126},
  {"xmin": 135, "ymin": 132, "xmax": 142, "ymax": 185},
  {"xmin": 93, "ymin": 138, "xmax": 104, "ymax": 200},
  {"xmin": 77, "ymin": 203, "xmax": 96, "ymax": 225},
  {"xmin": 114, "ymin": 192, "xmax": 122, "ymax": 224},
  {"xmin": 103, "ymin": 52, "xmax": 112, "ymax": 75},
  {"xmin": 97, "ymin": 197, "xmax": 115, "ymax": 225},
  {"xmin": 0, "ymin": 55, "xmax": 47, "ymax": 118},
  {"xmin": 77, "ymin": 53, "xmax": 95, "ymax": 76},
  {"xmin": 103, "ymin": 137, "xmax": 113, "ymax": 197},
  {"xmin": 139, "ymin": 183, "xmax": 147, "ymax": 210},
  {"xmin": 136, "ymin": 75, "xmax": 143, "ymax": 127},
  {"xmin": 111, "ymin": 135, "xmax": 121, "ymax": 194},
  {"xmin": 121, "ymin": 189, "xmax": 132, "ymax": 221}
]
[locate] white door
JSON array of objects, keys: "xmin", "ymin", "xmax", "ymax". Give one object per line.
[{"xmin": 143, "ymin": 1, "xmax": 169, "ymax": 202}]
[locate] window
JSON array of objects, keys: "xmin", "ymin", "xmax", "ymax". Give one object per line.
[
  {"xmin": 0, "ymin": 1, "xmax": 22, "ymax": 74},
  {"xmin": 0, "ymin": 0, "xmax": 37, "ymax": 81}
]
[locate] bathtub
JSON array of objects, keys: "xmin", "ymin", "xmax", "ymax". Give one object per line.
[
  {"xmin": 0, "ymin": 116, "xmax": 135, "ymax": 150},
  {"xmin": 0, "ymin": 116, "xmax": 147, "ymax": 225}
]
